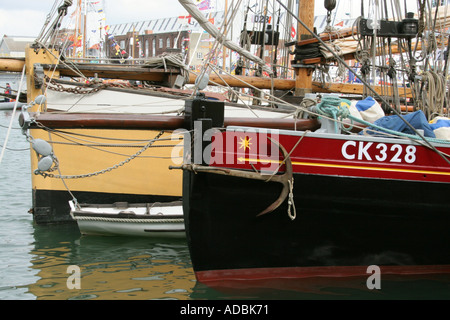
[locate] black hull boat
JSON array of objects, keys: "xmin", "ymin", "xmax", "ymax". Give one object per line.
[
  {"xmin": 172, "ymin": 0, "xmax": 450, "ymax": 290},
  {"xmin": 180, "ymin": 98, "xmax": 450, "ymax": 287}
]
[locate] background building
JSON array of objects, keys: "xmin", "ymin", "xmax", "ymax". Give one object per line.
[
  {"xmin": 0, "ymin": 35, "xmax": 35, "ymax": 58},
  {"xmin": 104, "ymin": 11, "xmax": 225, "ymax": 71}
]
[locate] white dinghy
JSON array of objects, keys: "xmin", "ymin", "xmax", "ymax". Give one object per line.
[{"xmin": 69, "ymin": 200, "xmax": 185, "ymax": 238}]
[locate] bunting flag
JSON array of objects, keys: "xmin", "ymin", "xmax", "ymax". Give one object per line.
[
  {"xmin": 178, "ymin": 15, "xmax": 193, "ymax": 25},
  {"xmin": 291, "ymin": 25, "xmax": 296, "ymax": 39},
  {"xmin": 195, "ymin": 0, "xmax": 214, "ymax": 11},
  {"xmin": 335, "ymin": 21, "xmax": 344, "ymax": 27}
]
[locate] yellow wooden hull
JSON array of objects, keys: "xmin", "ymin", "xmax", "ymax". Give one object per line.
[{"xmin": 29, "ymin": 127, "xmax": 183, "ymax": 224}]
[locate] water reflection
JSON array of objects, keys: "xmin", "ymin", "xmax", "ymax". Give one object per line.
[
  {"xmin": 26, "ymin": 224, "xmax": 196, "ymax": 300},
  {"xmin": 22, "ymin": 223, "xmax": 450, "ymax": 300}
]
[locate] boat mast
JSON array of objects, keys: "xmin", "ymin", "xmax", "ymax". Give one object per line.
[
  {"xmin": 83, "ymin": 0, "xmax": 87, "ymax": 58},
  {"xmin": 294, "ymin": 0, "xmax": 314, "ymax": 97},
  {"xmin": 73, "ymin": 0, "xmax": 81, "ymax": 58},
  {"xmin": 223, "ymin": 0, "xmax": 228, "ymax": 71}
]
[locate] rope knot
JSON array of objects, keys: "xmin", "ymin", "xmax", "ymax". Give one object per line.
[
  {"xmin": 316, "ymin": 96, "xmax": 349, "ymax": 119},
  {"xmin": 315, "ymin": 96, "xmax": 352, "ymax": 133}
]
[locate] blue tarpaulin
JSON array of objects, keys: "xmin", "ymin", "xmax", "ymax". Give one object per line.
[{"xmin": 360, "ymin": 110, "xmax": 436, "ymax": 138}]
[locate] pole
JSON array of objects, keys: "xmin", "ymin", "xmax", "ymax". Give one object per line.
[
  {"xmin": 83, "ymin": 0, "xmax": 87, "ymax": 58},
  {"xmin": 294, "ymin": 0, "xmax": 314, "ymax": 96}
]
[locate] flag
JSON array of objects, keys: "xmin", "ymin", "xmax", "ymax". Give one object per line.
[
  {"xmin": 291, "ymin": 25, "xmax": 296, "ymax": 38},
  {"xmin": 178, "ymin": 15, "xmax": 193, "ymax": 25},
  {"xmin": 195, "ymin": 0, "xmax": 213, "ymax": 11},
  {"xmin": 335, "ymin": 21, "xmax": 344, "ymax": 27}
]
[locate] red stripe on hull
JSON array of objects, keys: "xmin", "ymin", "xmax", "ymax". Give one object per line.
[
  {"xmin": 196, "ymin": 265, "xmax": 450, "ymax": 283},
  {"xmin": 211, "ymin": 131, "xmax": 450, "ymax": 183}
]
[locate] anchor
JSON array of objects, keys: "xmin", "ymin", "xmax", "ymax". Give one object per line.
[{"xmin": 170, "ymin": 137, "xmax": 293, "ymax": 217}]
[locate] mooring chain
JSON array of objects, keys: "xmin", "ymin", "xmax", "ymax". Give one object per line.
[
  {"xmin": 36, "ymin": 131, "xmax": 165, "ymax": 179},
  {"xmin": 44, "ymin": 75, "xmax": 132, "ymax": 94}
]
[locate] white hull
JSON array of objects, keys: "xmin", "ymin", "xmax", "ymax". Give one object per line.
[
  {"xmin": 45, "ymin": 83, "xmax": 294, "ymax": 118},
  {"xmin": 69, "ymin": 200, "xmax": 185, "ymax": 238}
]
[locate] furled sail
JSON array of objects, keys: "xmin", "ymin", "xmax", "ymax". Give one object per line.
[{"xmin": 178, "ymin": 0, "xmax": 273, "ymax": 75}]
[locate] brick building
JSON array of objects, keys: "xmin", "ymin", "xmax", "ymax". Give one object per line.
[{"xmin": 105, "ymin": 11, "xmax": 225, "ymax": 70}]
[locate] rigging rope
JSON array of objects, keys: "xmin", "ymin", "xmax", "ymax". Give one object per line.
[
  {"xmin": 178, "ymin": 0, "xmax": 273, "ymax": 75},
  {"xmin": 421, "ymin": 70, "xmax": 446, "ymax": 117}
]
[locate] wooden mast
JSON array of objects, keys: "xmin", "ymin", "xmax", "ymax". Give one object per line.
[
  {"xmin": 294, "ymin": 0, "xmax": 314, "ymax": 96},
  {"xmin": 73, "ymin": 0, "xmax": 82, "ymax": 58},
  {"xmin": 0, "ymin": 57, "xmax": 415, "ymax": 98}
]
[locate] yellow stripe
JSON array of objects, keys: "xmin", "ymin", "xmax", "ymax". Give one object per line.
[{"xmin": 237, "ymin": 157, "xmax": 450, "ymax": 176}]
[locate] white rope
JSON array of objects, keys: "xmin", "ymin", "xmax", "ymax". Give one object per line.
[
  {"xmin": 287, "ymin": 179, "xmax": 296, "ymax": 220},
  {"xmin": 422, "ymin": 70, "xmax": 445, "ymax": 116},
  {"xmin": 72, "ymin": 216, "xmax": 184, "ymax": 223}
]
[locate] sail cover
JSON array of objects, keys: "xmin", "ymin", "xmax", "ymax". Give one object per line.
[{"xmin": 178, "ymin": 0, "xmax": 273, "ymax": 75}]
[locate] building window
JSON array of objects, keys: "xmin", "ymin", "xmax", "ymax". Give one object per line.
[
  {"xmin": 145, "ymin": 40, "xmax": 149, "ymax": 57},
  {"xmin": 196, "ymin": 52, "xmax": 203, "ymax": 59},
  {"xmin": 159, "ymin": 38, "xmax": 163, "ymax": 48},
  {"xmin": 152, "ymin": 39, "xmax": 156, "ymax": 56},
  {"xmin": 167, "ymin": 38, "xmax": 171, "ymax": 48}
]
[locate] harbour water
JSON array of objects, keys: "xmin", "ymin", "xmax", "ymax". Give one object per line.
[{"xmin": 1, "ymin": 109, "xmax": 450, "ymax": 302}]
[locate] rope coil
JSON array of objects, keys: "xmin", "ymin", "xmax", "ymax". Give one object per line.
[{"xmin": 315, "ymin": 95, "xmax": 350, "ymax": 133}]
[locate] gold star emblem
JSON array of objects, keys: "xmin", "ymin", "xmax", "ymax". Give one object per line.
[{"xmin": 238, "ymin": 136, "xmax": 252, "ymax": 150}]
